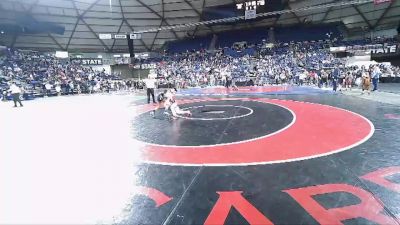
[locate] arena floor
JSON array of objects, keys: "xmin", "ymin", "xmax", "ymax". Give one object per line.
[{"xmin": 1, "ymin": 86, "xmax": 400, "ymax": 224}]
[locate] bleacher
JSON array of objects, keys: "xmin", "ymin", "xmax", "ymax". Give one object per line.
[
  {"xmin": 166, "ymin": 24, "xmax": 343, "ymax": 54},
  {"xmin": 166, "ymin": 35, "xmax": 213, "ymax": 53}
]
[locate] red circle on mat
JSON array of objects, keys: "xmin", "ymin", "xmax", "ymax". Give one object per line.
[{"xmin": 133, "ymin": 98, "xmax": 374, "ymax": 166}]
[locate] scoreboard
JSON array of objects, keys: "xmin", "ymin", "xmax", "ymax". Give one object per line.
[
  {"xmin": 236, "ymin": 0, "xmax": 266, "ymax": 11},
  {"xmin": 202, "ymin": 0, "xmax": 285, "ymax": 23},
  {"xmin": 98, "ymin": 33, "xmax": 142, "ymax": 40}
]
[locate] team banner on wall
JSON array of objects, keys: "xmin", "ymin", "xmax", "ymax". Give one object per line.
[
  {"xmin": 343, "ymin": 44, "xmax": 398, "ymax": 55},
  {"xmin": 70, "ymin": 58, "xmax": 103, "ymax": 65},
  {"xmin": 370, "ymin": 44, "xmax": 398, "ymax": 56},
  {"xmin": 132, "ymin": 63, "xmax": 157, "ymax": 69}
]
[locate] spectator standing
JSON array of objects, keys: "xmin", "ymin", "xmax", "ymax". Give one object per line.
[
  {"xmin": 361, "ymin": 71, "xmax": 371, "ymax": 95},
  {"xmin": 299, "ymin": 71, "xmax": 307, "ymax": 86},
  {"xmin": 55, "ymin": 84, "xmax": 62, "ymax": 96},
  {"xmin": 69, "ymin": 82, "xmax": 74, "ymax": 95},
  {"xmin": 372, "ymin": 66, "xmax": 381, "ymax": 91},
  {"xmin": 332, "ymin": 68, "xmax": 340, "ymax": 92},
  {"xmin": 8, "ymin": 82, "xmax": 23, "ymax": 107},
  {"xmin": 320, "ymin": 69, "xmax": 328, "ymax": 88},
  {"xmin": 45, "ymin": 82, "xmax": 52, "ymax": 97},
  {"xmin": 2, "ymin": 91, "xmax": 6, "ymax": 101}
]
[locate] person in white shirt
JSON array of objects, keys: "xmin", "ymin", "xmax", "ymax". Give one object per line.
[
  {"xmin": 45, "ymin": 82, "xmax": 52, "ymax": 96},
  {"xmin": 372, "ymin": 66, "xmax": 381, "ymax": 91},
  {"xmin": 145, "ymin": 71, "xmax": 157, "ymax": 104},
  {"xmin": 69, "ymin": 82, "xmax": 74, "ymax": 94},
  {"xmin": 8, "ymin": 82, "xmax": 23, "ymax": 107},
  {"xmin": 55, "ymin": 85, "xmax": 62, "ymax": 96}
]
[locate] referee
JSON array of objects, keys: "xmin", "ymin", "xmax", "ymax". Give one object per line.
[
  {"xmin": 144, "ymin": 70, "xmax": 157, "ymax": 104},
  {"xmin": 8, "ymin": 82, "xmax": 23, "ymax": 107}
]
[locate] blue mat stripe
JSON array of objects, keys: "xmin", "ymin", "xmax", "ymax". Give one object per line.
[{"xmin": 177, "ymin": 86, "xmax": 333, "ymax": 96}]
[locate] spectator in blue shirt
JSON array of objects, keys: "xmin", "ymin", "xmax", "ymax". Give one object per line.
[{"xmin": 372, "ymin": 65, "xmax": 381, "ymax": 91}]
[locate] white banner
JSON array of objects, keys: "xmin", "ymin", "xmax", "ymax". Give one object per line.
[
  {"xmin": 130, "ymin": 34, "xmax": 142, "ymax": 40},
  {"xmin": 99, "ymin": 34, "xmax": 112, "ymax": 39},
  {"xmin": 71, "ymin": 58, "xmax": 103, "ymax": 65},
  {"xmin": 114, "ymin": 34, "xmax": 127, "ymax": 39},
  {"xmin": 133, "ymin": 63, "xmax": 157, "ymax": 69},
  {"xmin": 345, "ymin": 44, "xmax": 398, "ymax": 54},
  {"xmin": 330, "ymin": 46, "xmax": 346, "ymax": 52},
  {"xmin": 370, "ymin": 45, "xmax": 397, "ymax": 54},
  {"xmin": 245, "ymin": 9, "xmax": 256, "ymax": 20}
]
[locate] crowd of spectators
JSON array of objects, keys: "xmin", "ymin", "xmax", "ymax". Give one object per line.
[
  {"xmin": 1, "ymin": 37, "xmax": 400, "ymax": 101},
  {"xmin": 154, "ymin": 40, "xmax": 400, "ymax": 89},
  {"xmin": 0, "ymin": 49, "xmax": 126, "ymax": 100}
]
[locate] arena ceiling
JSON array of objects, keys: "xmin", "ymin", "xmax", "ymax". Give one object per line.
[{"xmin": 0, "ymin": 0, "xmax": 399, "ymax": 53}]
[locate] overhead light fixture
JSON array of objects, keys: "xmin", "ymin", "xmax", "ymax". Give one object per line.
[{"xmin": 0, "ymin": 31, "xmax": 4, "ymax": 34}]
